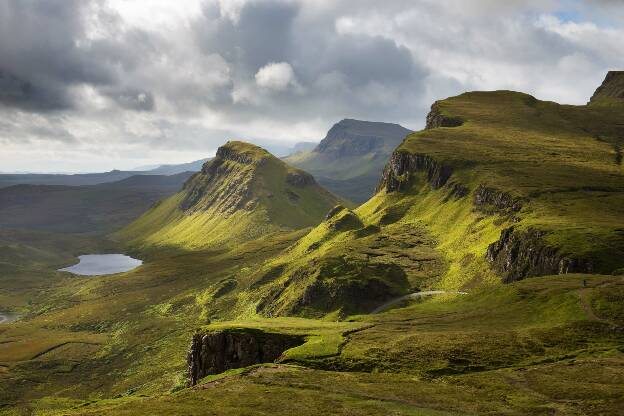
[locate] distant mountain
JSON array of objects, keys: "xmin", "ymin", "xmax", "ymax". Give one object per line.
[
  {"xmin": 145, "ymin": 158, "xmax": 211, "ymax": 175},
  {"xmin": 285, "ymin": 119, "xmax": 412, "ymax": 203},
  {"xmin": 118, "ymin": 141, "xmax": 341, "ymax": 251},
  {"xmin": 0, "ymin": 158, "xmax": 209, "ymax": 189},
  {"xmin": 287, "ymin": 141, "xmax": 317, "ymax": 155},
  {"xmin": 0, "ymin": 172, "xmax": 193, "ymax": 234}
]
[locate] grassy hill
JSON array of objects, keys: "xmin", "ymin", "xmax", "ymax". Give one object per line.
[
  {"xmin": 117, "ymin": 141, "xmax": 341, "ymax": 251},
  {"xmin": 286, "ymin": 119, "xmax": 412, "ymax": 203},
  {"xmin": 2, "ymin": 75, "xmax": 624, "ymax": 415}
]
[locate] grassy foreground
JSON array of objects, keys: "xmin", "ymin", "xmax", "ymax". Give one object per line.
[{"xmin": 4, "ymin": 274, "xmax": 620, "ymax": 415}]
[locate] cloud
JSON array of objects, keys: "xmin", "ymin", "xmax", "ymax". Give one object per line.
[
  {"xmin": 0, "ymin": 0, "xmax": 624, "ymax": 172},
  {"xmin": 255, "ymin": 62, "xmax": 297, "ymax": 91}
]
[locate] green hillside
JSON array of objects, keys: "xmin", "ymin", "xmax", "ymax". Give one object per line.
[
  {"xmin": 117, "ymin": 141, "xmax": 341, "ymax": 251},
  {"xmin": 286, "ymin": 119, "xmax": 412, "ymax": 203},
  {"xmin": 2, "ymin": 76, "xmax": 624, "ymax": 415}
]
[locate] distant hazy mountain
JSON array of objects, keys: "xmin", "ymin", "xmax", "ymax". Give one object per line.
[
  {"xmin": 0, "ymin": 172, "xmax": 193, "ymax": 234},
  {"xmin": 285, "ymin": 119, "xmax": 412, "ymax": 203},
  {"xmin": 0, "ymin": 158, "xmax": 209, "ymax": 189},
  {"xmin": 145, "ymin": 158, "xmax": 211, "ymax": 175}
]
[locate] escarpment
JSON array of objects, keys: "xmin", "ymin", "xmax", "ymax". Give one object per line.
[
  {"xmin": 425, "ymin": 102, "xmax": 464, "ymax": 129},
  {"xmin": 118, "ymin": 140, "xmax": 340, "ymax": 250},
  {"xmin": 376, "ymin": 151, "xmax": 453, "ymax": 193},
  {"xmin": 473, "ymin": 185, "xmax": 524, "ymax": 214},
  {"xmin": 187, "ymin": 329, "xmax": 304, "ymax": 385},
  {"xmin": 589, "ymin": 71, "xmax": 624, "ymax": 103},
  {"xmin": 486, "ymin": 227, "xmax": 594, "ymax": 283}
]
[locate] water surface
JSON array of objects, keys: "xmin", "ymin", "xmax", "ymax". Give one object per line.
[
  {"xmin": 0, "ymin": 313, "xmax": 20, "ymax": 324},
  {"xmin": 59, "ymin": 254, "xmax": 142, "ymax": 276}
]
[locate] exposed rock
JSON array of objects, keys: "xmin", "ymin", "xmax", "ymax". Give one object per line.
[
  {"xmin": 589, "ymin": 71, "xmax": 624, "ymax": 103},
  {"xmin": 446, "ymin": 182, "xmax": 470, "ymax": 200},
  {"xmin": 286, "ymin": 171, "xmax": 316, "ymax": 187},
  {"xmin": 290, "ymin": 260, "xmax": 408, "ymax": 317},
  {"xmin": 486, "ymin": 227, "xmax": 594, "ymax": 283},
  {"xmin": 473, "ymin": 185, "xmax": 524, "ymax": 213},
  {"xmin": 187, "ymin": 329, "xmax": 304, "ymax": 385},
  {"xmin": 324, "ymin": 205, "xmax": 346, "ymax": 221},
  {"xmin": 376, "ymin": 150, "xmax": 453, "ymax": 193},
  {"xmin": 425, "ymin": 103, "xmax": 464, "ymax": 129}
]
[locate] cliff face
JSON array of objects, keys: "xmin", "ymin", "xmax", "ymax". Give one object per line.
[
  {"xmin": 179, "ymin": 142, "xmax": 268, "ymax": 214},
  {"xmin": 486, "ymin": 227, "xmax": 594, "ymax": 283},
  {"xmin": 376, "ymin": 151, "xmax": 453, "ymax": 193},
  {"xmin": 425, "ymin": 103, "xmax": 464, "ymax": 129},
  {"xmin": 473, "ymin": 185, "xmax": 524, "ymax": 214},
  {"xmin": 187, "ymin": 329, "xmax": 304, "ymax": 385},
  {"xmin": 589, "ymin": 71, "xmax": 624, "ymax": 104}
]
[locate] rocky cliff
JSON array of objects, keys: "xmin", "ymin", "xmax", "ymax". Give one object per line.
[
  {"xmin": 486, "ymin": 227, "xmax": 594, "ymax": 283},
  {"xmin": 589, "ymin": 71, "xmax": 624, "ymax": 104},
  {"xmin": 118, "ymin": 141, "xmax": 340, "ymax": 250},
  {"xmin": 425, "ymin": 102, "xmax": 464, "ymax": 129},
  {"xmin": 187, "ymin": 329, "xmax": 304, "ymax": 385},
  {"xmin": 376, "ymin": 151, "xmax": 453, "ymax": 193}
]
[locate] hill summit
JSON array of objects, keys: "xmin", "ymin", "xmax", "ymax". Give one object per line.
[
  {"xmin": 589, "ymin": 70, "xmax": 624, "ymax": 104},
  {"xmin": 118, "ymin": 141, "xmax": 340, "ymax": 250},
  {"xmin": 286, "ymin": 119, "xmax": 412, "ymax": 202}
]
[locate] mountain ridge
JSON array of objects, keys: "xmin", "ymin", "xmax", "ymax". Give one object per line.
[
  {"xmin": 286, "ymin": 119, "xmax": 412, "ymax": 202},
  {"xmin": 118, "ymin": 141, "xmax": 341, "ymax": 251}
]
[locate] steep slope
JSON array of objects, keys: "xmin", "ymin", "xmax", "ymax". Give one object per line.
[
  {"xmin": 118, "ymin": 141, "xmax": 340, "ymax": 251},
  {"xmin": 370, "ymin": 83, "xmax": 624, "ymax": 285},
  {"xmin": 589, "ymin": 70, "xmax": 624, "ymax": 104},
  {"xmin": 244, "ymin": 75, "xmax": 624, "ymax": 318},
  {"xmin": 285, "ymin": 119, "xmax": 411, "ymax": 203}
]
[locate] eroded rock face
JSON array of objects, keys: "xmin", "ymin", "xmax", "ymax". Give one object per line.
[
  {"xmin": 425, "ymin": 103, "xmax": 464, "ymax": 129},
  {"xmin": 589, "ymin": 71, "xmax": 624, "ymax": 103},
  {"xmin": 187, "ymin": 329, "xmax": 304, "ymax": 385},
  {"xmin": 473, "ymin": 185, "xmax": 524, "ymax": 213},
  {"xmin": 286, "ymin": 171, "xmax": 316, "ymax": 187},
  {"xmin": 486, "ymin": 227, "xmax": 594, "ymax": 283},
  {"xmin": 376, "ymin": 151, "xmax": 453, "ymax": 193}
]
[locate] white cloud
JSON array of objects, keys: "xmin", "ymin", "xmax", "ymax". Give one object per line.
[
  {"xmin": 255, "ymin": 62, "xmax": 298, "ymax": 91},
  {"xmin": 1, "ymin": 0, "xmax": 624, "ymax": 172}
]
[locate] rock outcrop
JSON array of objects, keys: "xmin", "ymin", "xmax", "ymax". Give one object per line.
[
  {"xmin": 473, "ymin": 185, "xmax": 524, "ymax": 213},
  {"xmin": 187, "ymin": 329, "xmax": 304, "ymax": 385},
  {"xmin": 376, "ymin": 151, "xmax": 453, "ymax": 193},
  {"xmin": 425, "ymin": 103, "xmax": 464, "ymax": 129},
  {"xmin": 486, "ymin": 227, "xmax": 594, "ymax": 283},
  {"xmin": 589, "ymin": 71, "xmax": 624, "ymax": 103}
]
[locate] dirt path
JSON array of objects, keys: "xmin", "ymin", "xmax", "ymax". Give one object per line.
[
  {"xmin": 579, "ymin": 284, "xmax": 621, "ymax": 330},
  {"xmin": 372, "ymin": 290, "xmax": 467, "ymax": 314}
]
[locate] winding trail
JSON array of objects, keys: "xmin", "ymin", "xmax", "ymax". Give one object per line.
[{"xmin": 372, "ymin": 290, "xmax": 467, "ymax": 314}]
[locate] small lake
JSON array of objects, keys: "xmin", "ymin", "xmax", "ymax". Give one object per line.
[
  {"xmin": 58, "ymin": 254, "xmax": 142, "ymax": 276},
  {"xmin": 0, "ymin": 313, "xmax": 20, "ymax": 324}
]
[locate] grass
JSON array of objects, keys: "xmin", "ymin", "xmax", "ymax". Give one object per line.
[
  {"xmin": 2, "ymin": 88, "xmax": 624, "ymax": 415},
  {"xmin": 117, "ymin": 142, "xmax": 340, "ymax": 251}
]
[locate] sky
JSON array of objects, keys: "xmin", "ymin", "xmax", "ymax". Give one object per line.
[{"xmin": 1, "ymin": 0, "xmax": 623, "ymax": 173}]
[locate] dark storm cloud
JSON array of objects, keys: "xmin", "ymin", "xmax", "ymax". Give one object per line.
[
  {"xmin": 190, "ymin": 0, "xmax": 428, "ymax": 122},
  {"xmin": 0, "ymin": 0, "xmax": 157, "ymax": 112},
  {"xmin": 195, "ymin": 1, "xmax": 298, "ymax": 74}
]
